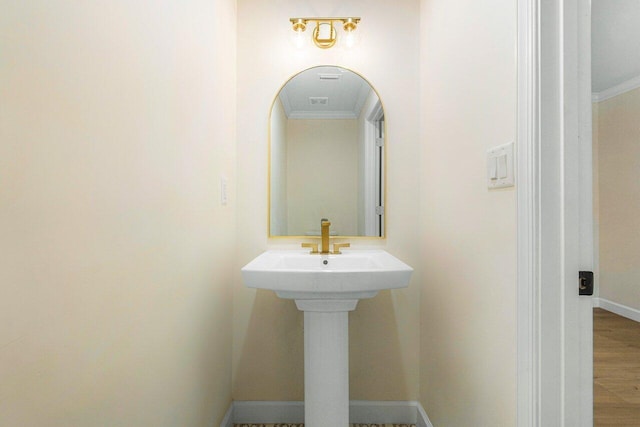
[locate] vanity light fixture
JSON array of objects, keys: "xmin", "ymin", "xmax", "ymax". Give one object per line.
[{"xmin": 289, "ymin": 17, "xmax": 361, "ymax": 49}]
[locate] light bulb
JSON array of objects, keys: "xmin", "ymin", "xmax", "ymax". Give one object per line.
[
  {"xmin": 291, "ymin": 29, "xmax": 306, "ymax": 48},
  {"xmin": 343, "ymin": 30, "xmax": 357, "ymax": 48}
]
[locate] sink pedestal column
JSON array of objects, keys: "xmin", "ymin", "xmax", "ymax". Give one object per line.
[{"xmin": 295, "ymin": 299, "xmax": 359, "ymax": 427}]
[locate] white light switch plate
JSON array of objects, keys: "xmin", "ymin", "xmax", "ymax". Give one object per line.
[
  {"xmin": 220, "ymin": 176, "xmax": 228, "ymax": 205},
  {"xmin": 487, "ymin": 142, "xmax": 515, "ymax": 189}
]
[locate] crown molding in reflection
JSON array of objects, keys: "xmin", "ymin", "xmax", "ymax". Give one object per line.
[
  {"xmin": 592, "ymin": 74, "xmax": 640, "ymax": 102},
  {"xmin": 278, "ymin": 72, "xmax": 372, "ymax": 120}
]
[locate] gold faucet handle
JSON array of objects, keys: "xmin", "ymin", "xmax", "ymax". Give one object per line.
[
  {"xmin": 332, "ymin": 242, "xmax": 350, "ymax": 254},
  {"xmin": 301, "ymin": 242, "xmax": 319, "ymax": 254}
]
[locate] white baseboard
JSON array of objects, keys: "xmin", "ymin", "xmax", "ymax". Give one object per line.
[
  {"xmin": 416, "ymin": 402, "xmax": 433, "ymax": 427},
  {"xmin": 219, "ymin": 403, "xmax": 234, "ymax": 427},
  {"xmin": 594, "ymin": 297, "xmax": 640, "ymax": 323},
  {"xmin": 220, "ymin": 400, "xmax": 433, "ymax": 427},
  {"xmin": 349, "ymin": 400, "xmax": 432, "ymax": 425},
  {"xmin": 233, "ymin": 401, "xmax": 304, "ymax": 424}
]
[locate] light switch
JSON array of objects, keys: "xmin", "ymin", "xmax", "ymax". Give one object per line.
[
  {"xmin": 497, "ymin": 154, "xmax": 508, "ymax": 179},
  {"xmin": 220, "ymin": 176, "xmax": 228, "ymax": 206},
  {"xmin": 487, "ymin": 142, "xmax": 515, "ymax": 189},
  {"xmin": 488, "ymin": 157, "xmax": 498, "ymax": 180}
]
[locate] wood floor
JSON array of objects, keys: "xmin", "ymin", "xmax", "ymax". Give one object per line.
[{"xmin": 594, "ymin": 308, "xmax": 640, "ymax": 426}]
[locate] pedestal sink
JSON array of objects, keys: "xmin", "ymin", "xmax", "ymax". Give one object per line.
[{"xmin": 241, "ymin": 249, "xmax": 413, "ymax": 427}]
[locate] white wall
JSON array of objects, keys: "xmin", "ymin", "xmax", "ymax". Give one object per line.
[
  {"xmin": 419, "ymin": 0, "xmax": 517, "ymax": 425},
  {"xmin": 0, "ymin": 1, "xmax": 236, "ymax": 425},
  {"xmin": 235, "ymin": 0, "xmax": 421, "ymax": 401},
  {"xmin": 596, "ymin": 87, "xmax": 640, "ymax": 310}
]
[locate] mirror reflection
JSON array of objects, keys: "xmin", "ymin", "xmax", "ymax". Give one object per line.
[{"xmin": 270, "ymin": 66, "xmax": 385, "ymax": 237}]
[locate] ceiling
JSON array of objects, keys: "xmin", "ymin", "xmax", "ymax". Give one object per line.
[
  {"xmin": 592, "ymin": 0, "xmax": 640, "ymax": 93},
  {"xmin": 278, "ymin": 66, "xmax": 373, "ymax": 119}
]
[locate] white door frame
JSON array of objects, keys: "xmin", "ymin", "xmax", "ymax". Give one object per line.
[
  {"xmin": 517, "ymin": 0, "xmax": 593, "ymax": 425},
  {"xmin": 363, "ymin": 101, "xmax": 384, "ymax": 237}
]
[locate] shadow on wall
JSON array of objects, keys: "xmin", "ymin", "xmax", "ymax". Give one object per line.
[
  {"xmin": 233, "ymin": 289, "xmax": 408, "ymax": 400},
  {"xmin": 349, "ymin": 291, "xmax": 408, "ymax": 400},
  {"xmin": 234, "ymin": 290, "xmax": 305, "ymax": 400}
]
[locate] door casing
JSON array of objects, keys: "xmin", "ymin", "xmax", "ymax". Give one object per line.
[{"xmin": 516, "ymin": 0, "xmax": 594, "ymax": 425}]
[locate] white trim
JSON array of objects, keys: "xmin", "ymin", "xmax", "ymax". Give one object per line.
[
  {"xmin": 519, "ymin": 0, "xmax": 594, "ymax": 425},
  {"xmin": 594, "ymin": 298, "xmax": 640, "ymax": 323},
  {"xmin": 221, "ymin": 400, "xmax": 433, "ymax": 426},
  {"xmin": 363, "ymin": 99, "xmax": 384, "ymax": 237},
  {"xmin": 218, "ymin": 403, "xmax": 234, "ymax": 427},
  {"xmin": 576, "ymin": 0, "xmax": 595, "ymax": 424},
  {"xmin": 592, "ymin": 74, "xmax": 640, "ymax": 103},
  {"xmin": 232, "ymin": 401, "xmax": 304, "ymax": 424},
  {"xmin": 349, "ymin": 400, "xmax": 431, "ymax": 425},
  {"xmin": 516, "ymin": 0, "xmax": 540, "ymax": 426},
  {"xmin": 416, "ymin": 403, "xmax": 434, "ymax": 427}
]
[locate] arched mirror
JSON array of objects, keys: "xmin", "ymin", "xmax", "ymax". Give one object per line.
[{"xmin": 269, "ymin": 66, "xmax": 385, "ymax": 238}]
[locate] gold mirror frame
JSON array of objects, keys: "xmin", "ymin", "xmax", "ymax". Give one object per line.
[{"xmin": 268, "ymin": 65, "xmax": 387, "ymax": 240}]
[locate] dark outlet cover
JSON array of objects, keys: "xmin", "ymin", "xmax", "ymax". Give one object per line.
[{"xmin": 579, "ymin": 271, "xmax": 594, "ymax": 296}]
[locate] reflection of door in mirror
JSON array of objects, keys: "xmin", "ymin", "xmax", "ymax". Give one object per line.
[
  {"xmin": 269, "ymin": 66, "xmax": 385, "ymax": 238},
  {"xmin": 361, "ymin": 99, "xmax": 384, "ymax": 237},
  {"xmin": 377, "ymin": 116, "xmax": 385, "ymax": 236}
]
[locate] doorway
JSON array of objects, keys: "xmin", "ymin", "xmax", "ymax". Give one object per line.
[
  {"xmin": 591, "ymin": 2, "xmax": 640, "ymax": 423},
  {"xmin": 516, "ymin": 0, "xmax": 594, "ymax": 424}
]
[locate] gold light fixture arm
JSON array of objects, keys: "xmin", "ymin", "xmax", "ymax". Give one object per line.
[
  {"xmin": 289, "ymin": 17, "xmax": 361, "ymax": 26},
  {"xmin": 289, "ymin": 17, "xmax": 361, "ymax": 49}
]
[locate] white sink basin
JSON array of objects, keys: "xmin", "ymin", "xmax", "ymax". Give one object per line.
[
  {"xmin": 241, "ymin": 249, "xmax": 413, "ymax": 300},
  {"xmin": 241, "ymin": 249, "xmax": 413, "ymax": 426}
]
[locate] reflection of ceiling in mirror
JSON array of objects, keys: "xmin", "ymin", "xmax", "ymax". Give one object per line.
[
  {"xmin": 278, "ymin": 66, "xmax": 373, "ymax": 119},
  {"xmin": 592, "ymin": 0, "xmax": 640, "ymax": 92}
]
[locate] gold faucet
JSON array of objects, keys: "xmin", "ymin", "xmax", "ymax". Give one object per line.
[
  {"xmin": 300, "ymin": 218, "xmax": 350, "ymax": 254},
  {"xmin": 301, "ymin": 242, "xmax": 319, "ymax": 254},
  {"xmin": 332, "ymin": 242, "xmax": 350, "ymax": 254},
  {"xmin": 320, "ymin": 218, "xmax": 331, "ymax": 254}
]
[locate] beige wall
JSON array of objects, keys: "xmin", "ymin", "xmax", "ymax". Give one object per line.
[
  {"xmin": 2, "ymin": 0, "xmax": 524, "ymax": 423},
  {"xmin": 235, "ymin": 0, "xmax": 421, "ymax": 401},
  {"xmin": 419, "ymin": 0, "xmax": 517, "ymax": 425},
  {"xmin": 270, "ymin": 98, "xmax": 288, "ymax": 235},
  {"xmin": 287, "ymin": 119, "xmax": 358, "ymax": 236},
  {"xmin": 0, "ymin": 1, "xmax": 236, "ymax": 425},
  {"xmin": 596, "ymin": 87, "xmax": 640, "ymax": 310}
]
